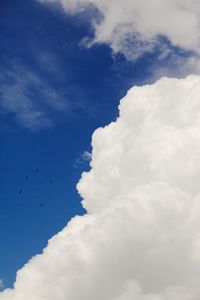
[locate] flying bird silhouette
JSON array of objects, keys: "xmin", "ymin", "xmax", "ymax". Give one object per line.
[{"xmin": 18, "ymin": 190, "xmax": 22, "ymax": 194}]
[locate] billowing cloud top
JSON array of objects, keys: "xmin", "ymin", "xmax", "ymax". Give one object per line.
[
  {"xmin": 1, "ymin": 75, "xmax": 200, "ymax": 299},
  {"xmin": 41, "ymin": 0, "xmax": 200, "ymax": 59}
]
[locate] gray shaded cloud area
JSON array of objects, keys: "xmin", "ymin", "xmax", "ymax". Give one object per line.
[{"xmin": 1, "ymin": 75, "xmax": 200, "ymax": 299}]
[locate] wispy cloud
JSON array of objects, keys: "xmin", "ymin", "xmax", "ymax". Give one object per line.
[
  {"xmin": 0, "ymin": 61, "xmax": 85, "ymax": 131},
  {"xmin": 0, "ymin": 279, "xmax": 4, "ymax": 290},
  {"xmin": 74, "ymin": 150, "xmax": 92, "ymax": 168}
]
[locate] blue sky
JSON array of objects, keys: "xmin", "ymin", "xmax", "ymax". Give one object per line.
[{"xmin": 0, "ymin": 0, "xmax": 196, "ymax": 290}]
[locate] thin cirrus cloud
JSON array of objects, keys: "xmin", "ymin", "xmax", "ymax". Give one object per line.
[
  {"xmin": 1, "ymin": 75, "xmax": 200, "ymax": 299},
  {"xmin": 0, "ymin": 63, "xmax": 83, "ymax": 131},
  {"xmin": 40, "ymin": 0, "xmax": 200, "ymax": 62}
]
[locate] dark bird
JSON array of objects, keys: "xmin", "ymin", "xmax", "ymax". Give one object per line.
[
  {"xmin": 40, "ymin": 203, "xmax": 44, "ymax": 207},
  {"xmin": 18, "ymin": 190, "xmax": 22, "ymax": 194},
  {"xmin": 49, "ymin": 179, "xmax": 53, "ymax": 183},
  {"xmin": 25, "ymin": 176, "xmax": 28, "ymax": 179},
  {"xmin": 35, "ymin": 169, "xmax": 39, "ymax": 173}
]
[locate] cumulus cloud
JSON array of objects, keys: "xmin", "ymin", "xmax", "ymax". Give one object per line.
[
  {"xmin": 40, "ymin": 0, "xmax": 200, "ymax": 60},
  {"xmin": 1, "ymin": 75, "xmax": 200, "ymax": 299}
]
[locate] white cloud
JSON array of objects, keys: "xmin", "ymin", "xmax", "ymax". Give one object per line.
[
  {"xmin": 40, "ymin": 0, "xmax": 200, "ymax": 60},
  {"xmin": 1, "ymin": 75, "xmax": 200, "ymax": 299}
]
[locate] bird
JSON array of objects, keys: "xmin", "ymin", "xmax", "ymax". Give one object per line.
[
  {"xmin": 35, "ymin": 169, "xmax": 39, "ymax": 173},
  {"xmin": 25, "ymin": 175, "xmax": 28, "ymax": 179},
  {"xmin": 18, "ymin": 190, "xmax": 22, "ymax": 194},
  {"xmin": 49, "ymin": 179, "xmax": 53, "ymax": 183},
  {"xmin": 40, "ymin": 203, "xmax": 44, "ymax": 207}
]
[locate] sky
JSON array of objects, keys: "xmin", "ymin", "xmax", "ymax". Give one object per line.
[{"xmin": 1, "ymin": 0, "xmax": 200, "ymax": 299}]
